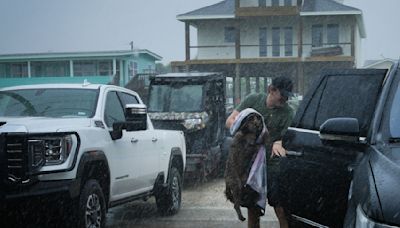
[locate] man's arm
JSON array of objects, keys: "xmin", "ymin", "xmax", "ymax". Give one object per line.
[{"xmin": 225, "ymin": 110, "xmax": 239, "ymax": 129}]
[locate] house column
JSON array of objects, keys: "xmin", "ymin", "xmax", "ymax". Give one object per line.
[
  {"xmin": 255, "ymin": 77, "xmax": 260, "ymax": 92},
  {"xmin": 112, "ymin": 58, "xmax": 117, "ymax": 76},
  {"xmin": 70, "ymin": 60, "xmax": 74, "ymax": 77},
  {"xmin": 351, "ymin": 23, "xmax": 355, "ymax": 58},
  {"xmin": 27, "ymin": 61, "xmax": 31, "ymax": 78},
  {"xmin": 119, "ymin": 60, "xmax": 124, "ymax": 86},
  {"xmin": 185, "ymin": 22, "xmax": 190, "ymax": 61},
  {"xmin": 298, "ymin": 16, "xmax": 303, "ymax": 58},
  {"xmin": 234, "ymin": 64, "xmax": 241, "ymax": 105},
  {"xmin": 234, "ymin": 18, "xmax": 242, "ymax": 105}
]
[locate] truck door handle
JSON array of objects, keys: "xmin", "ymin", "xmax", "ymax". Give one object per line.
[
  {"xmin": 152, "ymin": 138, "xmax": 158, "ymax": 142},
  {"xmin": 286, "ymin": 150, "xmax": 303, "ymax": 157},
  {"xmin": 131, "ymin": 138, "xmax": 138, "ymax": 143}
]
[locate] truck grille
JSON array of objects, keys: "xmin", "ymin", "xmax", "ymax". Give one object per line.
[{"xmin": 5, "ymin": 135, "xmax": 29, "ymax": 184}]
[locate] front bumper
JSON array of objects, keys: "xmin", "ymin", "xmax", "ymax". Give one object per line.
[{"xmin": 0, "ymin": 179, "xmax": 80, "ymax": 205}]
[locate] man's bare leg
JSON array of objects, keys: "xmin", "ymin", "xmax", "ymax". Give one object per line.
[
  {"xmin": 274, "ymin": 206, "xmax": 288, "ymax": 228},
  {"xmin": 247, "ymin": 207, "xmax": 260, "ymax": 228}
]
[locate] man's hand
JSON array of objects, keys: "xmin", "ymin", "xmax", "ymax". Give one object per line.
[{"xmin": 271, "ymin": 140, "xmax": 286, "ymax": 157}]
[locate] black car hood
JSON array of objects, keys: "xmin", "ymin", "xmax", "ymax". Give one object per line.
[{"xmin": 370, "ymin": 146, "xmax": 400, "ymax": 226}]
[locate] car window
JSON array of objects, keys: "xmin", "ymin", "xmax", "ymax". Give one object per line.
[
  {"xmin": 295, "ymin": 71, "xmax": 385, "ymax": 136},
  {"xmin": 0, "ymin": 89, "xmax": 98, "ymax": 118},
  {"xmin": 390, "ymin": 81, "xmax": 400, "ymax": 137},
  {"xmin": 118, "ymin": 92, "xmax": 139, "ymax": 107},
  {"xmin": 104, "ymin": 91, "xmax": 125, "ymax": 127}
]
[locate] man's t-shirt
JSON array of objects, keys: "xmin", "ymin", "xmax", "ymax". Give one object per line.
[{"xmin": 235, "ymin": 93, "xmax": 294, "ymax": 168}]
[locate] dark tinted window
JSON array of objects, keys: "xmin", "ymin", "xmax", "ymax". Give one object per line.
[
  {"xmin": 294, "ymin": 70, "xmax": 386, "ymax": 136},
  {"xmin": 119, "ymin": 92, "xmax": 139, "ymax": 107},
  {"xmin": 104, "ymin": 91, "xmax": 125, "ymax": 127}
]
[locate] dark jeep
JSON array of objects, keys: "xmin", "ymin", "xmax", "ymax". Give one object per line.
[{"xmin": 147, "ymin": 72, "xmax": 226, "ymax": 181}]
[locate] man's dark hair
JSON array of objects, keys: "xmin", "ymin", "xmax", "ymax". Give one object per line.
[{"xmin": 271, "ymin": 76, "xmax": 293, "ymax": 98}]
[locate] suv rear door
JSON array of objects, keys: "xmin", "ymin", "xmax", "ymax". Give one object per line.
[{"xmin": 279, "ymin": 69, "xmax": 387, "ymax": 227}]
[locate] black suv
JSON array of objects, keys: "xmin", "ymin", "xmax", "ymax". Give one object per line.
[{"xmin": 279, "ymin": 62, "xmax": 400, "ymax": 227}]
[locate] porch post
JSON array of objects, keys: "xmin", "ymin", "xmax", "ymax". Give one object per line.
[{"xmin": 185, "ymin": 22, "xmax": 190, "ymax": 61}]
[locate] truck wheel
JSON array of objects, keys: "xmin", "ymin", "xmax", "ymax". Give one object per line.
[
  {"xmin": 156, "ymin": 166, "xmax": 182, "ymax": 215},
  {"xmin": 77, "ymin": 179, "xmax": 106, "ymax": 228}
]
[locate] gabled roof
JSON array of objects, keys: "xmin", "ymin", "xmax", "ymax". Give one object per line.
[
  {"xmin": 0, "ymin": 49, "xmax": 162, "ymax": 61},
  {"xmin": 301, "ymin": 0, "xmax": 360, "ymax": 14},
  {"xmin": 177, "ymin": 0, "xmax": 365, "ymax": 37},
  {"xmin": 177, "ymin": 0, "xmax": 235, "ymax": 21}
]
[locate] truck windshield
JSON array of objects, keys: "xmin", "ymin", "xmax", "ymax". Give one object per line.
[
  {"xmin": 148, "ymin": 84, "xmax": 203, "ymax": 112},
  {"xmin": 0, "ymin": 88, "xmax": 98, "ymax": 118}
]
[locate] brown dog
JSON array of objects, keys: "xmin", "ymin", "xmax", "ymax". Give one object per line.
[{"xmin": 224, "ymin": 113, "xmax": 266, "ymax": 221}]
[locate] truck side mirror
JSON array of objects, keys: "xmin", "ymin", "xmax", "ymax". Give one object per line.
[
  {"xmin": 110, "ymin": 104, "xmax": 148, "ymax": 140},
  {"xmin": 125, "ymin": 104, "xmax": 147, "ymax": 131},
  {"xmin": 319, "ymin": 118, "xmax": 360, "ymax": 143}
]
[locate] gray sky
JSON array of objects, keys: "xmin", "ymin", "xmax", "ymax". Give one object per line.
[{"xmin": 0, "ymin": 0, "xmax": 399, "ymax": 64}]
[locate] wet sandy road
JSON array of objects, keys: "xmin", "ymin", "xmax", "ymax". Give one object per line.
[{"xmin": 106, "ymin": 178, "xmax": 278, "ymax": 228}]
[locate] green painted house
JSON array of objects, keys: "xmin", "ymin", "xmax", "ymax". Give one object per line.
[{"xmin": 0, "ymin": 50, "xmax": 162, "ymax": 88}]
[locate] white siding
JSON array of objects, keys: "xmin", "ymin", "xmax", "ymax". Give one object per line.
[
  {"xmin": 196, "ymin": 18, "xmax": 298, "ymax": 59},
  {"xmin": 197, "ymin": 20, "xmax": 236, "ymax": 59}
]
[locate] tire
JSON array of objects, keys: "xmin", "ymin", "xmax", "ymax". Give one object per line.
[
  {"xmin": 156, "ymin": 166, "xmax": 182, "ymax": 215},
  {"xmin": 76, "ymin": 179, "xmax": 106, "ymax": 228}
]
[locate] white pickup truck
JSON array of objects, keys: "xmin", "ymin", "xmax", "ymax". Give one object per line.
[{"xmin": 0, "ymin": 83, "xmax": 186, "ymax": 227}]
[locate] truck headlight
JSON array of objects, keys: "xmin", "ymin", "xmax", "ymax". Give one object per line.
[
  {"xmin": 183, "ymin": 118, "xmax": 205, "ymax": 130},
  {"xmin": 28, "ymin": 134, "xmax": 74, "ymax": 167}
]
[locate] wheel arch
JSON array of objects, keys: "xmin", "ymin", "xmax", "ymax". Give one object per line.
[
  {"xmin": 76, "ymin": 151, "xmax": 111, "ymax": 208},
  {"xmin": 168, "ymin": 147, "xmax": 184, "ymax": 181}
]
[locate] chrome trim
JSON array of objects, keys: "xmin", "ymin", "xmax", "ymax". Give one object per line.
[
  {"xmin": 291, "ymin": 214, "xmax": 329, "ymax": 228},
  {"xmin": 289, "ymin": 127, "xmax": 367, "ymax": 142}
]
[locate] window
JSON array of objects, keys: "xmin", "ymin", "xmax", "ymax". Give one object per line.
[
  {"xmin": 312, "ymin": 24, "xmax": 323, "ymax": 47},
  {"xmin": 119, "ymin": 92, "xmax": 139, "ymax": 107},
  {"xmin": 104, "ymin": 91, "xmax": 125, "ymax": 127},
  {"xmin": 272, "ymin": 0, "xmax": 280, "ymax": 6},
  {"xmin": 0, "ymin": 88, "xmax": 98, "ymax": 118},
  {"xmin": 284, "ymin": 0, "xmax": 292, "ymax": 6},
  {"xmin": 259, "ymin": 27, "xmax": 267, "ymax": 57},
  {"xmin": 295, "ymin": 73, "xmax": 385, "ymax": 136},
  {"xmin": 31, "ymin": 61, "xmax": 69, "ymax": 77},
  {"xmin": 99, "ymin": 61, "xmax": 112, "ymax": 76},
  {"xmin": 272, "ymin": 27, "xmax": 280, "ymax": 57},
  {"xmin": 224, "ymin": 27, "xmax": 235, "ymax": 43},
  {"xmin": 327, "ymin": 24, "xmax": 339, "ymax": 45},
  {"xmin": 74, "ymin": 61, "xmax": 96, "ymax": 76},
  {"xmin": 284, "ymin": 27, "xmax": 293, "ymax": 56},
  {"xmin": 259, "ymin": 0, "xmax": 266, "ymax": 7},
  {"xmin": 128, "ymin": 61, "xmax": 137, "ymax": 78},
  {"xmin": 10, "ymin": 63, "xmax": 28, "ymax": 78}
]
